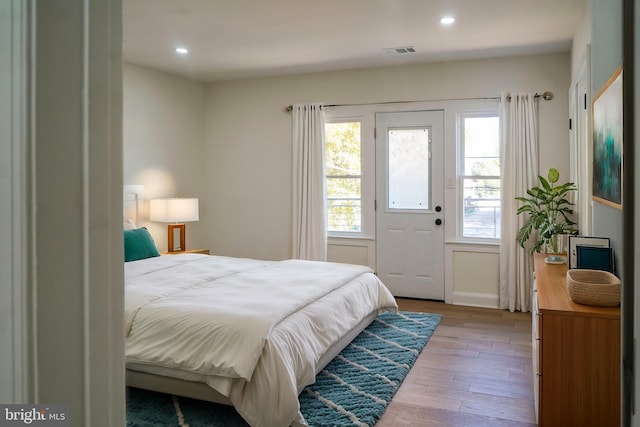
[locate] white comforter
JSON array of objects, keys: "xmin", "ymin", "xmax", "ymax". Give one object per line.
[{"xmin": 125, "ymin": 254, "xmax": 397, "ymax": 427}]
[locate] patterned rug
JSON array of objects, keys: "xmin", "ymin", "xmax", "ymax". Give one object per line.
[{"xmin": 127, "ymin": 311, "xmax": 441, "ymax": 427}]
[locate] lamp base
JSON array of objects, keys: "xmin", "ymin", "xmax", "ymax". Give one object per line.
[{"xmin": 167, "ymin": 223, "xmax": 186, "ymax": 252}]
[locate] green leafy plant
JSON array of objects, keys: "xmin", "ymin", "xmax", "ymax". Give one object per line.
[{"xmin": 516, "ymin": 168, "xmax": 578, "ymax": 254}]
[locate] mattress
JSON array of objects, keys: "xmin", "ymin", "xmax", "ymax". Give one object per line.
[{"xmin": 125, "ymin": 253, "xmax": 397, "ymax": 427}]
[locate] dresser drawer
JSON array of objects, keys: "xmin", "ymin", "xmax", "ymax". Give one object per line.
[{"xmin": 531, "ymin": 276, "xmax": 541, "ymax": 423}]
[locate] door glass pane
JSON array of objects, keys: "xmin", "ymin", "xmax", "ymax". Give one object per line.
[{"xmin": 388, "ymin": 128, "xmax": 430, "ymax": 210}]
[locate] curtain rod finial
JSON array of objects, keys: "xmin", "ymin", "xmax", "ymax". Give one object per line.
[{"xmin": 541, "ymin": 91, "xmax": 553, "ymax": 101}]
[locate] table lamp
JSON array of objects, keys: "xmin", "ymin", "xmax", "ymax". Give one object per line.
[{"xmin": 149, "ymin": 198, "xmax": 199, "ymax": 252}]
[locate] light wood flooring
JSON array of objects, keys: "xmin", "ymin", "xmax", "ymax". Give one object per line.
[{"xmin": 376, "ymin": 299, "xmax": 536, "ymax": 427}]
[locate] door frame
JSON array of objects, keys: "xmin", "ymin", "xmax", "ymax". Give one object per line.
[{"xmin": 2, "ymin": 1, "xmax": 126, "ymax": 422}]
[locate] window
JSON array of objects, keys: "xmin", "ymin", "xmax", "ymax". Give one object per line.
[
  {"xmin": 325, "ymin": 121, "xmax": 362, "ymax": 234},
  {"xmin": 460, "ymin": 114, "xmax": 500, "ymax": 240}
]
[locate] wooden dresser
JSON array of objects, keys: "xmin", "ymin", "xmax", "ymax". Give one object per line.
[{"xmin": 532, "ymin": 253, "xmax": 620, "ymax": 426}]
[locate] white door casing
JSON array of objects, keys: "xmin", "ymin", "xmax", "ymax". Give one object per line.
[
  {"xmin": 575, "ymin": 48, "xmax": 592, "ymax": 235},
  {"xmin": 375, "ymin": 111, "xmax": 445, "ymax": 300}
]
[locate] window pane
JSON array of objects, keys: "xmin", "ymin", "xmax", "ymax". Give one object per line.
[
  {"xmin": 327, "ymin": 177, "xmax": 360, "ymax": 199},
  {"xmin": 327, "ymin": 178, "xmax": 361, "ymax": 232},
  {"xmin": 388, "ymin": 128, "xmax": 430, "ymax": 210},
  {"xmin": 461, "ymin": 115, "xmax": 500, "ymax": 239},
  {"xmin": 325, "ymin": 122, "xmax": 361, "ymax": 176},
  {"xmin": 464, "ymin": 116, "xmax": 500, "ymax": 176},
  {"xmin": 465, "ymin": 157, "xmax": 500, "ymax": 176},
  {"xmin": 463, "ymin": 178, "xmax": 501, "ymax": 238},
  {"xmin": 325, "ymin": 121, "xmax": 362, "ymax": 234}
]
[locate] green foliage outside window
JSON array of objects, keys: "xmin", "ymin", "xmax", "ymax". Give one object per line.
[{"xmin": 325, "ymin": 122, "xmax": 362, "ymax": 232}]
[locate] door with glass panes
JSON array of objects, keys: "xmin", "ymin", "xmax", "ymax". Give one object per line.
[{"xmin": 375, "ymin": 111, "xmax": 444, "ymax": 300}]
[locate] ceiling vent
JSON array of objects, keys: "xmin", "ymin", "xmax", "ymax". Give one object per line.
[{"xmin": 384, "ymin": 46, "xmax": 416, "ymax": 54}]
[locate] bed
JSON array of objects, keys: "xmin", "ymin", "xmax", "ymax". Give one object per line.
[{"xmin": 123, "ymin": 227, "xmax": 397, "ymax": 427}]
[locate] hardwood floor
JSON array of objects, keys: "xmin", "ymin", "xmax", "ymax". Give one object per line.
[{"xmin": 376, "ymin": 299, "xmax": 536, "ymax": 427}]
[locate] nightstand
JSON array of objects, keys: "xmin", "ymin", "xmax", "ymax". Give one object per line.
[{"xmin": 162, "ymin": 249, "xmax": 210, "ymax": 255}]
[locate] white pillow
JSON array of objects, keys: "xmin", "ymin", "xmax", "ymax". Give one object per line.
[{"xmin": 123, "ymin": 218, "xmax": 137, "ymax": 230}]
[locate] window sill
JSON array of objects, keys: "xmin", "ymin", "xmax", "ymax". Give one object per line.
[
  {"xmin": 445, "ymin": 239, "xmax": 500, "ymax": 247},
  {"xmin": 328, "ymin": 234, "xmax": 374, "ymax": 241}
]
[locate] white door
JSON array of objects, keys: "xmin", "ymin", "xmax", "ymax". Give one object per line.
[{"xmin": 375, "ymin": 111, "xmax": 445, "ymax": 300}]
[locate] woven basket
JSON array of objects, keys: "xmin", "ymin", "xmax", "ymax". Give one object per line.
[{"xmin": 566, "ymin": 269, "xmax": 621, "ymax": 307}]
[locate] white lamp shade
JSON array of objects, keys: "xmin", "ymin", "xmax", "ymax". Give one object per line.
[{"xmin": 150, "ymin": 198, "xmax": 199, "ymax": 223}]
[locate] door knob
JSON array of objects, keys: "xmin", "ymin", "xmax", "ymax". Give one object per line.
[
  {"xmin": 435, "ymin": 218, "xmax": 442, "ymax": 226},
  {"xmin": 435, "ymin": 205, "xmax": 442, "ymax": 212}
]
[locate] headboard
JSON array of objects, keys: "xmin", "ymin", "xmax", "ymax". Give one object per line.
[{"xmin": 123, "ymin": 185, "xmax": 144, "ymax": 226}]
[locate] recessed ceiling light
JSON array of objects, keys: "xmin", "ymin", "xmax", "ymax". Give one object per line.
[
  {"xmin": 175, "ymin": 47, "xmax": 189, "ymax": 55},
  {"xmin": 440, "ymin": 16, "xmax": 455, "ymax": 25}
]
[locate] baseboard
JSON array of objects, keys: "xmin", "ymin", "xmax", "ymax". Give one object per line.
[{"xmin": 452, "ymin": 291, "xmax": 500, "ymax": 309}]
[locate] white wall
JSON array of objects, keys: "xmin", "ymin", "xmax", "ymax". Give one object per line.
[
  {"xmin": 123, "ymin": 62, "xmax": 206, "ymax": 251},
  {"xmin": 571, "ymin": 0, "xmax": 592, "ymax": 79},
  {"xmin": 203, "ymin": 53, "xmax": 571, "ymax": 306},
  {"xmin": 451, "ymin": 248, "xmax": 500, "ymax": 307}
]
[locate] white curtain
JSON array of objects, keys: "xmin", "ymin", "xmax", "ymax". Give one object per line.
[
  {"xmin": 499, "ymin": 93, "xmax": 539, "ymax": 312},
  {"xmin": 291, "ymin": 103, "xmax": 327, "ymax": 261}
]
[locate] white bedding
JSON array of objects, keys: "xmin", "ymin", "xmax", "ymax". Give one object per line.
[{"xmin": 125, "ymin": 254, "xmax": 397, "ymax": 427}]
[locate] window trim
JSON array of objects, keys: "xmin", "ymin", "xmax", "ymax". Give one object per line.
[{"xmin": 457, "ymin": 111, "xmax": 501, "ymax": 243}]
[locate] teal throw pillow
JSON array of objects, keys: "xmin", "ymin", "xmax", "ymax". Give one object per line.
[{"xmin": 124, "ymin": 227, "xmax": 160, "ymax": 262}]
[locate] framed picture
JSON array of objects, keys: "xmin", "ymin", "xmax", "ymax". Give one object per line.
[
  {"xmin": 592, "ymin": 66, "xmax": 623, "ymax": 209},
  {"xmin": 567, "ymin": 235, "xmax": 610, "ymax": 269}
]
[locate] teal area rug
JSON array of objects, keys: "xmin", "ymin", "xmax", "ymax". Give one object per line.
[{"xmin": 127, "ymin": 311, "xmax": 441, "ymax": 427}]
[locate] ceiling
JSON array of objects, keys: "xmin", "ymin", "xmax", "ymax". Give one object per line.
[{"xmin": 123, "ymin": 0, "xmax": 586, "ymax": 83}]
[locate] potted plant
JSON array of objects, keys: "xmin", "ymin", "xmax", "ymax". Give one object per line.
[{"xmin": 515, "ymin": 168, "xmax": 577, "ymax": 254}]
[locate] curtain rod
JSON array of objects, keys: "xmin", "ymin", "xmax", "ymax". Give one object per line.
[{"xmin": 284, "ymin": 91, "xmax": 553, "ymax": 112}]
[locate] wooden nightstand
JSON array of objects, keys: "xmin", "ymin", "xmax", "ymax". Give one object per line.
[{"xmin": 162, "ymin": 249, "xmax": 210, "ymax": 255}]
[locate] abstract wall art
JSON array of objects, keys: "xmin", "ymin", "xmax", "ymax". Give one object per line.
[{"xmin": 592, "ymin": 66, "xmax": 623, "ymax": 209}]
